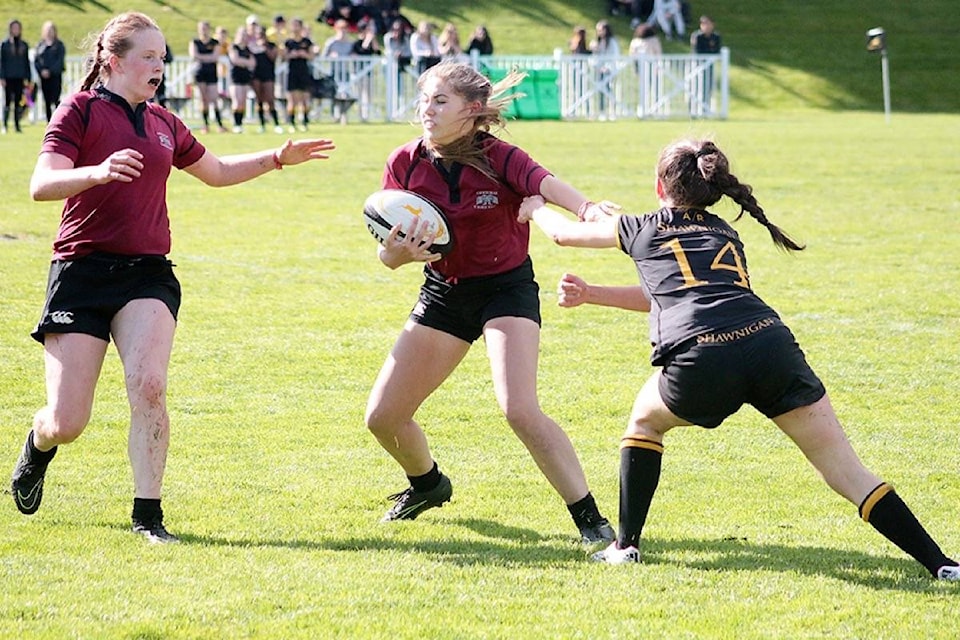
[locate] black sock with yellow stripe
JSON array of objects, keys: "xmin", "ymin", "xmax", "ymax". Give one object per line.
[
  {"xmin": 618, "ymin": 436, "xmax": 664, "ymax": 549},
  {"xmin": 859, "ymin": 482, "xmax": 954, "ymax": 576}
]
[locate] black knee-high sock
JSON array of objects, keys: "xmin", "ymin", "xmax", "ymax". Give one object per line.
[
  {"xmin": 214, "ymin": 108, "xmax": 223, "ymax": 127},
  {"xmin": 860, "ymin": 483, "xmax": 955, "ymax": 576},
  {"xmin": 618, "ymin": 436, "xmax": 664, "ymax": 549},
  {"xmin": 233, "ymin": 111, "xmax": 243, "ymax": 126},
  {"xmin": 258, "ymin": 106, "xmax": 266, "ymax": 126},
  {"xmin": 270, "ymin": 108, "xmax": 279, "ymax": 126},
  {"xmin": 407, "ymin": 461, "xmax": 441, "ymax": 492},
  {"xmin": 567, "ymin": 491, "xmax": 604, "ymax": 529}
]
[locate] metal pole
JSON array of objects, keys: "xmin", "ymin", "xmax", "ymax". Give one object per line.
[{"xmin": 880, "ymin": 51, "xmax": 891, "ymax": 124}]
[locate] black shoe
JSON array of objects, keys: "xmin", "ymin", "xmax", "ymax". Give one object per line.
[
  {"xmin": 381, "ymin": 473, "xmax": 453, "ymax": 521},
  {"xmin": 133, "ymin": 519, "xmax": 180, "ymax": 544},
  {"xmin": 11, "ymin": 431, "xmax": 57, "ymax": 515},
  {"xmin": 579, "ymin": 518, "xmax": 616, "ymax": 545}
]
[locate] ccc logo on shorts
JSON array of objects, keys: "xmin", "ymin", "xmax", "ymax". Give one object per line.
[{"xmin": 48, "ymin": 311, "xmax": 74, "ymax": 325}]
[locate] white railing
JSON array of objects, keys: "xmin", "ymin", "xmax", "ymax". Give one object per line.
[{"xmin": 17, "ymin": 48, "xmax": 728, "ymax": 126}]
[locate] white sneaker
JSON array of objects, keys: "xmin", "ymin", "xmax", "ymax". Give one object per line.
[
  {"xmin": 937, "ymin": 565, "xmax": 960, "ymax": 581},
  {"xmin": 274, "ymin": 125, "xmax": 284, "ymax": 134},
  {"xmin": 231, "ymin": 126, "xmax": 243, "ymax": 134},
  {"xmin": 591, "ymin": 542, "xmax": 640, "ymax": 564}
]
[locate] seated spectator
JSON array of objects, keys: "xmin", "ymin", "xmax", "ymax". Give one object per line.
[
  {"xmin": 410, "ymin": 20, "xmax": 440, "ymax": 74},
  {"xmin": 646, "ymin": 0, "xmax": 686, "ymax": 41},
  {"xmin": 438, "ymin": 23, "xmax": 466, "ymax": 61},
  {"xmin": 627, "ymin": 0, "xmax": 655, "ymax": 27},
  {"xmin": 377, "ymin": 1, "xmax": 413, "ymax": 37},
  {"xmin": 466, "ymin": 25, "xmax": 493, "ymax": 56},
  {"xmin": 317, "ymin": 0, "xmax": 373, "ymax": 32}
]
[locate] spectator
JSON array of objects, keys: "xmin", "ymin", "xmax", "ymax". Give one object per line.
[
  {"xmin": 215, "ymin": 25, "xmax": 231, "ymax": 97},
  {"xmin": 352, "ymin": 21, "xmax": 381, "ymax": 120},
  {"xmin": 569, "ymin": 25, "xmax": 590, "ymax": 55},
  {"xmin": 1, "ymin": 19, "xmax": 30, "ymax": 133},
  {"xmin": 438, "ymin": 23, "xmax": 466, "ymax": 61},
  {"xmin": 590, "ymin": 20, "xmax": 620, "ymax": 118},
  {"xmin": 691, "ymin": 15, "xmax": 722, "ymax": 54},
  {"xmin": 466, "ymin": 25, "xmax": 494, "ymax": 56},
  {"xmin": 629, "ymin": 23, "xmax": 662, "ymax": 57},
  {"xmin": 410, "ymin": 20, "xmax": 440, "ymax": 75},
  {"xmin": 646, "ymin": 0, "xmax": 686, "ymax": 41},
  {"xmin": 322, "ymin": 19, "xmax": 357, "ymax": 58},
  {"xmin": 284, "ymin": 18, "xmax": 315, "ymax": 131},
  {"xmin": 189, "ymin": 21, "xmax": 226, "ymax": 133},
  {"xmin": 266, "ymin": 14, "xmax": 289, "ymax": 44},
  {"xmin": 228, "ymin": 25, "xmax": 256, "ymax": 132},
  {"xmin": 691, "ymin": 15, "xmax": 722, "ymax": 114},
  {"xmin": 318, "ymin": 0, "xmax": 373, "ymax": 32},
  {"xmin": 352, "ymin": 22, "xmax": 381, "ymax": 56},
  {"xmin": 377, "ymin": 1, "xmax": 414, "ymax": 37},
  {"xmin": 631, "ymin": 0, "xmax": 656, "ymax": 24},
  {"xmin": 383, "ymin": 17, "xmax": 412, "ymax": 88},
  {"xmin": 249, "ymin": 23, "xmax": 282, "ymax": 133},
  {"xmin": 630, "ymin": 23, "xmax": 662, "ymax": 116},
  {"xmin": 152, "ymin": 44, "xmax": 174, "ymax": 109},
  {"xmin": 34, "ymin": 21, "xmax": 66, "ymax": 123}
]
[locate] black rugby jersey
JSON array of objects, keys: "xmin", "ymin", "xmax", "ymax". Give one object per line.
[{"xmin": 618, "ymin": 207, "xmax": 779, "ymax": 365}]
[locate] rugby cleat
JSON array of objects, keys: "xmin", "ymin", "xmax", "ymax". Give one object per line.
[
  {"xmin": 11, "ymin": 431, "xmax": 57, "ymax": 515},
  {"xmin": 579, "ymin": 518, "xmax": 616, "ymax": 545},
  {"xmin": 381, "ymin": 474, "xmax": 453, "ymax": 521},
  {"xmin": 936, "ymin": 564, "xmax": 960, "ymax": 581},
  {"xmin": 133, "ymin": 519, "xmax": 180, "ymax": 544},
  {"xmin": 591, "ymin": 542, "xmax": 641, "ymax": 564}
]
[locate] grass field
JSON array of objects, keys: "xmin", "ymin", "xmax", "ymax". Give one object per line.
[{"xmin": 2, "ymin": 110, "xmax": 959, "ymax": 638}]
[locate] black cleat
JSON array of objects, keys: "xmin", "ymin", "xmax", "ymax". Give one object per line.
[
  {"xmin": 579, "ymin": 518, "xmax": 616, "ymax": 546},
  {"xmin": 133, "ymin": 519, "xmax": 180, "ymax": 544},
  {"xmin": 381, "ymin": 473, "xmax": 453, "ymax": 521},
  {"xmin": 11, "ymin": 431, "xmax": 57, "ymax": 515}
]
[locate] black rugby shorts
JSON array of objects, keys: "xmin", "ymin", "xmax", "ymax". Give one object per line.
[
  {"xmin": 31, "ymin": 253, "xmax": 181, "ymax": 344},
  {"xmin": 657, "ymin": 322, "xmax": 826, "ymax": 428},
  {"xmin": 411, "ymin": 257, "xmax": 541, "ymax": 343}
]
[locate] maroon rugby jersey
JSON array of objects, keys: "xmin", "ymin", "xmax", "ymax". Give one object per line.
[
  {"xmin": 41, "ymin": 87, "xmax": 206, "ymax": 259},
  {"xmin": 381, "ymin": 133, "xmax": 551, "ymax": 279}
]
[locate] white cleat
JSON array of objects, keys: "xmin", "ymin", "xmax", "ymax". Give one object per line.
[
  {"xmin": 936, "ymin": 565, "xmax": 960, "ymax": 581},
  {"xmin": 591, "ymin": 542, "xmax": 641, "ymax": 564}
]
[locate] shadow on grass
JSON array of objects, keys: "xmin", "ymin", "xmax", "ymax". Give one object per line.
[{"xmin": 98, "ymin": 519, "xmax": 947, "ymax": 591}]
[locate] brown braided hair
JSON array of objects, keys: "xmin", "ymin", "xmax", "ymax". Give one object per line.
[
  {"xmin": 78, "ymin": 12, "xmax": 162, "ymax": 91},
  {"xmin": 657, "ymin": 139, "xmax": 804, "ymax": 251},
  {"xmin": 415, "ymin": 61, "xmax": 525, "ymax": 181}
]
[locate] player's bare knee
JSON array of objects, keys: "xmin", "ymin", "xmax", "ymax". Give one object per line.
[
  {"xmin": 36, "ymin": 407, "xmax": 89, "ymax": 444},
  {"xmin": 125, "ymin": 370, "xmax": 167, "ymax": 408}
]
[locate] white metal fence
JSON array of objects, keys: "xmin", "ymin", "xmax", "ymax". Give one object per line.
[{"xmin": 16, "ymin": 49, "xmax": 728, "ymax": 126}]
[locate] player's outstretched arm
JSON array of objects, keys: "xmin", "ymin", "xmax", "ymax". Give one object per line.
[
  {"xmin": 519, "ymin": 195, "xmax": 618, "ymax": 249},
  {"xmin": 558, "ymin": 273, "xmax": 651, "ymax": 312},
  {"xmin": 184, "ymin": 138, "xmax": 336, "ymax": 187}
]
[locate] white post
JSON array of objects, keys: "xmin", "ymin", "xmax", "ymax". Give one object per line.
[{"xmin": 880, "ymin": 51, "xmax": 891, "ymax": 124}]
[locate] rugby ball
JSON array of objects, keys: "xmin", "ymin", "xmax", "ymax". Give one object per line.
[{"xmin": 363, "ymin": 189, "xmax": 454, "ymax": 257}]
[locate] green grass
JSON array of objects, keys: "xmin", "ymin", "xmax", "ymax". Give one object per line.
[
  {"xmin": 2, "ymin": 112, "xmax": 960, "ymax": 638},
  {"xmin": 3, "ymin": 0, "xmax": 958, "ymax": 113},
  {"xmin": 1, "ymin": 0, "xmax": 960, "ymax": 636}
]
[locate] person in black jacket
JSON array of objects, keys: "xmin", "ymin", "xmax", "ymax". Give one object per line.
[
  {"xmin": 1, "ymin": 19, "xmax": 31, "ymax": 133},
  {"xmin": 34, "ymin": 21, "xmax": 66, "ymax": 122}
]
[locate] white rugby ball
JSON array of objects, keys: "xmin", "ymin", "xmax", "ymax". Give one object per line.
[{"xmin": 363, "ymin": 189, "xmax": 454, "ymax": 257}]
